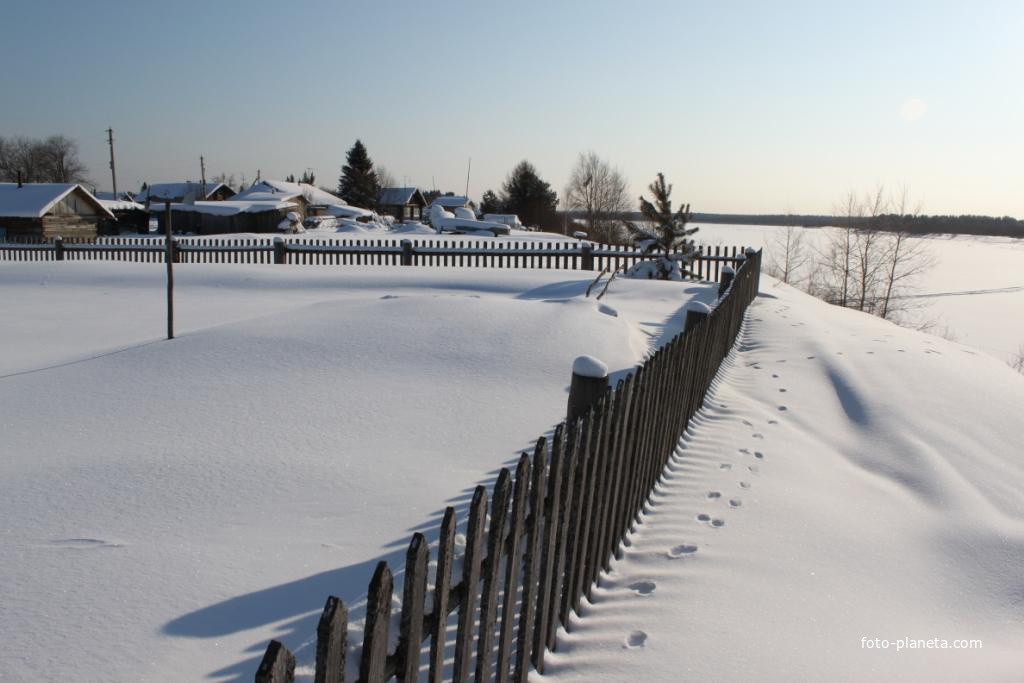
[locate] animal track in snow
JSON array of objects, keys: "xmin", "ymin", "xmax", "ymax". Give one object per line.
[
  {"xmin": 738, "ymin": 447, "xmax": 750, "ymax": 454},
  {"xmin": 779, "ymin": 388, "xmax": 787, "ymax": 393},
  {"xmin": 742, "ymin": 420, "xmax": 753, "ymax": 426},
  {"xmin": 778, "ymin": 406, "xmax": 788, "ymax": 411},
  {"xmin": 772, "ymin": 373, "xmax": 779, "ymax": 378},
  {"xmin": 752, "ymin": 432, "xmax": 765, "ymax": 439},
  {"xmin": 624, "ymin": 631, "xmax": 648, "ymax": 648},
  {"xmin": 667, "ymin": 544, "xmax": 698, "ymax": 558},
  {"xmin": 748, "ymin": 465, "xmax": 760, "ymax": 473},
  {"xmin": 739, "ymin": 481, "xmax": 751, "ymax": 489},
  {"xmin": 628, "ymin": 580, "xmax": 657, "ymax": 596},
  {"xmin": 729, "ymin": 499, "xmax": 743, "ymax": 507},
  {"xmin": 697, "ymin": 514, "xmax": 726, "ymax": 527},
  {"xmin": 48, "ymin": 538, "xmax": 123, "ymax": 549},
  {"xmin": 806, "ymin": 355, "xmax": 816, "ymax": 359},
  {"xmin": 768, "ymin": 419, "xmax": 779, "ymax": 425},
  {"xmin": 720, "ymin": 463, "xmax": 732, "ymax": 470},
  {"xmin": 754, "ymin": 451, "xmax": 764, "ymax": 459},
  {"xmin": 707, "ymin": 491, "xmax": 722, "ymax": 499}
]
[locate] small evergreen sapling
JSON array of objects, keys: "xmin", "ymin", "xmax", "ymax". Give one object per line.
[{"xmin": 624, "ymin": 173, "xmax": 699, "ymax": 280}]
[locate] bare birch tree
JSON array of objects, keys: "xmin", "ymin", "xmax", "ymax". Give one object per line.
[
  {"xmin": 564, "ymin": 151, "xmax": 631, "ymax": 244},
  {"xmin": 875, "ymin": 186, "xmax": 935, "ymax": 320},
  {"xmin": 767, "ymin": 225, "xmax": 810, "ymax": 284}
]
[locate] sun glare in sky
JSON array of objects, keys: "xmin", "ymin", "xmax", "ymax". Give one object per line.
[{"xmin": 900, "ymin": 98, "xmax": 929, "ymax": 123}]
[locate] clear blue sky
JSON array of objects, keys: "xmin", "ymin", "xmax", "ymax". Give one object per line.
[{"xmin": 2, "ymin": 0, "xmax": 1021, "ymax": 216}]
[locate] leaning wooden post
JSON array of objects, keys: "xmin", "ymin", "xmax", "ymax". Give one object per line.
[
  {"xmin": 567, "ymin": 355, "xmax": 608, "ymax": 423},
  {"xmin": 54, "ymin": 235, "xmax": 65, "ymax": 261},
  {"xmin": 684, "ymin": 301, "xmax": 711, "ymax": 332},
  {"xmin": 400, "ymin": 239, "xmax": 414, "ymax": 266},
  {"xmin": 580, "ymin": 242, "xmax": 595, "ymax": 271},
  {"xmin": 164, "ymin": 201, "xmax": 174, "ymax": 340},
  {"xmin": 273, "ymin": 236, "xmax": 287, "ymax": 265},
  {"xmin": 718, "ymin": 265, "xmax": 735, "ymax": 298}
]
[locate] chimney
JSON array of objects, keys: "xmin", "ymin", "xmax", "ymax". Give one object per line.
[{"xmin": 17, "ymin": 170, "xmax": 23, "ymax": 188}]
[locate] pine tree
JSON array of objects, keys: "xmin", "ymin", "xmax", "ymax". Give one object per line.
[
  {"xmin": 286, "ymin": 174, "xmax": 296, "ymax": 183},
  {"xmin": 500, "ymin": 161, "xmax": 558, "ymax": 229},
  {"xmin": 479, "ymin": 189, "xmax": 501, "ymax": 214},
  {"xmin": 300, "ymin": 170, "xmax": 315, "ymax": 185},
  {"xmin": 337, "ymin": 140, "xmax": 380, "ymax": 209},
  {"xmin": 624, "ymin": 173, "xmax": 699, "ymax": 280}
]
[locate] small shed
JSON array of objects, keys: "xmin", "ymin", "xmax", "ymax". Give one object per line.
[
  {"xmin": 378, "ymin": 187, "xmax": 426, "ymax": 221},
  {"xmin": 154, "ymin": 200, "xmax": 297, "ymax": 235},
  {"xmin": 0, "ymin": 183, "xmax": 114, "ymax": 239},
  {"xmin": 96, "ymin": 198, "xmax": 149, "ymax": 235},
  {"xmin": 136, "ymin": 182, "xmax": 235, "ymax": 205}
]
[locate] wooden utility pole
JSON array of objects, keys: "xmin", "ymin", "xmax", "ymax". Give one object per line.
[
  {"xmin": 464, "ymin": 157, "xmax": 471, "ymax": 198},
  {"xmin": 106, "ymin": 128, "xmax": 117, "ymax": 196},
  {"xmin": 200, "ymin": 155, "xmax": 206, "ymax": 197},
  {"xmin": 164, "ymin": 201, "xmax": 174, "ymax": 340}
]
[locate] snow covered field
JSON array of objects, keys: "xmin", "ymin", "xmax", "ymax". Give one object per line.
[
  {"xmin": 0, "ymin": 262, "xmax": 709, "ymax": 681},
  {"xmin": 694, "ymin": 223, "xmax": 1024, "ymax": 365},
  {"xmin": 2, "ymin": 252, "xmax": 1021, "ymax": 682},
  {"xmin": 544, "ymin": 276, "xmax": 1024, "ymax": 682}
]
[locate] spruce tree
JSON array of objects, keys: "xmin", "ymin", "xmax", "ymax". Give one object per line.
[
  {"xmin": 479, "ymin": 189, "xmax": 501, "ymax": 214},
  {"xmin": 337, "ymin": 139, "xmax": 380, "ymax": 208},
  {"xmin": 625, "ymin": 173, "xmax": 699, "ymax": 279},
  {"xmin": 500, "ymin": 161, "xmax": 558, "ymax": 229}
]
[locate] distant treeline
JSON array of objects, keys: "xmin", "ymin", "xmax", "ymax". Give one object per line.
[{"xmin": 611, "ymin": 212, "xmax": 1024, "ymax": 238}]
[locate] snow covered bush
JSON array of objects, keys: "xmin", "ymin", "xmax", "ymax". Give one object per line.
[{"xmin": 624, "ymin": 173, "xmax": 699, "ymax": 280}]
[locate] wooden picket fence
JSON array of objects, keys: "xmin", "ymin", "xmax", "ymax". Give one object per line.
[
  {"xmin": 0, "ymin": 235, "xmax": 747, "ymax": 282},
  {"xmin": 254, "ymin": 250, "xmax": 763, "ymax": 682}
]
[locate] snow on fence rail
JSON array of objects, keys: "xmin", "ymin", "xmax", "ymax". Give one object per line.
[
  {"xmin": 254, "ymin": 251, "xmax": 763, "ymax": 682},
  {"xmin": 0, "ymin": 235, "xmax": 748, "ymax": 282}
]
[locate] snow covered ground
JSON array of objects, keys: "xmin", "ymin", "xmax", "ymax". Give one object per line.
[
  {"xmin": 694, "ymin": 224, "xmax": 1024, "ymax": 365},
  {"xmin": 543, "ymin": 276, "xmax": 1024, "ymax": 682},
  {"xmin": 3, "ymin": 254, "xmax": 1021, "ymax": 682},
  {"xmin": 0, "ymin": 262, "xmax": 709, "ymax": 681}
]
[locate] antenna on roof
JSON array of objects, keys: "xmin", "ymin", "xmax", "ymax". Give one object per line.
[
  {"xmin": 465, "ymin": 157, "xmax": 471, "ymax": 198},
  {"xmin": 200, "ymin": 156, "xmax": 206, "ymax": 198}
]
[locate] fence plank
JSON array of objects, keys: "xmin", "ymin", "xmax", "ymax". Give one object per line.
[
  {"xmin": 315, "ymin": 596, "xmax": 347, "ymax": 683},
  {"xmin": 513, "ymin": 437, "xmax": 549, "ymax": 683},
  {"xmin": 453, "ymin": 486, "xmax": 488, "ymax": 683},
  {"xmin": 256, "ymin": 640, "xmax": 295, "ymax": 683},
  {"xmin": 359, "ymin": 562, "xmax": 393, "ymax": 683},
  {"xmin": 428, "ymin": 507, "xmax": 457, "ymax": 683},
  {"xmin": 495, "ymin": 454, "xmax": 530, "ymax": 683},
  {"xmin": 397, "ymin": 533, "xmax": 429, "ymax": 682},
  {"xmin": 474, "ymin": 469, "xmax": 513, "ymax": 682}
]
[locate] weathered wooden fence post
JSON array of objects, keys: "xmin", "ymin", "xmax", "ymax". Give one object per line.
[
  {"xmin": 401, "ymin": 239, "xmax": 414, "ymax": 266},
  {"xmin": 54, "ymin": 235, "xmax": 65, "ymax": 260},
  {"xmin": 273, "ymin": 237, "xmax": 288, "ymax": 265},
  {"xmin": 567, "ymin": 355, "xmax": 608, "ymax": 423},
  {"xmin": 684, "ymin": 301, "xmax": 711, "ymax": 332},
  {"xmin": 164, "ymin": 202, "xmax": 174, "ymax": 340},
  {"xmin": 580, "ymin": 243, "xmax": 595, "ymax": 271},
  {"xmin": 718, "ymin": 265, "xmax": 735, "ymax": 298},
  {"xmin": 255, "ymin": 640, "xmax": 295, "ymax": 683}
]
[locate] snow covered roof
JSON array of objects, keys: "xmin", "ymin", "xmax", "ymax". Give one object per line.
[
  {"xmin": 94, "ymin": 190, "xmax": 135, "ymax": 202},
  {"xmin": 0, "ymin": 183, "xmax": 115, "ymax": 219},
  {"xmin": 378, "ymin": 187, "xmax": 424, "ymax": 206},
  {"xmin": 431, "ymin": 195, "xmax": 470, "ymax": 208},
  {"xmin": 166, "ymin": 200, "xmax": 296, "ymax": 215},
  {"xmin": 235, "ymin": 179, "xmax": 346, "ymax": 207},
  {"xmin": 96, "ymin": 198, "xmax": 146, "ymax": 212},
  {"xmin": 136, "ymin": 182, "xmax": 232, "ymax": 202}
]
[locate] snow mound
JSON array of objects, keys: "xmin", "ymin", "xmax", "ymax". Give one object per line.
[{"xmin": 573, "ymin": 355, "xmax": 609, "ymax": 378}]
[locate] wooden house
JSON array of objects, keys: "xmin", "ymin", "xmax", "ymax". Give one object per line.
[
  {"xmin": 378, "ymin": 187, "xmax": 426, "ymax": 221},
  {"xmin": 0, "ymin": 182, "xmax": 114, "ymax": 239}
]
